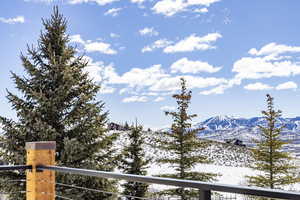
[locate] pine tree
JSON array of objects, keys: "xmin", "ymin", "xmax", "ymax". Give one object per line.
[
  {"xmin": 124, "ymin": 121, "xmax": 130, "ymax": 131},
  {"xmin": 157, "ymin": 78, "xmax": 217, "ymax": 200},
  {"xmin": 247, "ymin": 94, "xmax": 299, "ymax": 189},
  {"xmin": 0, "ymin": 7, "xmax": 118, "ymax": 200},
  {"xmin": 119, "ymin": 122, "xmax": 150, "ymax": 200}
]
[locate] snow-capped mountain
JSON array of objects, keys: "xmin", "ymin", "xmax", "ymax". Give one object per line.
[
  {"xmin": 196, "ymin": 115, "xmax": 300, "ymax": 132},
  {"xmin": 194, "ymin": 115, "xmax": 300, "ymax": 156}
]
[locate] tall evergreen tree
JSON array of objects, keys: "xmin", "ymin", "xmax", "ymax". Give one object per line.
[
  {"xmin": 119, "ymin": 122, "xmax": 149, "ymax": 200},
  {"xmin": 157, "ymin": 78, "xmax": 217, "ymax": 200},
  {"xmin": 247, "ymin": 94, "xmax": 299, "ymax": 189},
  {"xmin": 0, "ymin": 7, "xmax": 118, "ymax": 200}
]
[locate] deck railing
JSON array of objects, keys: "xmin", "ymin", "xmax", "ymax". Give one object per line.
[{"xmin": 0, "ymin": 141, "xmax": 299, "ymax": 200}]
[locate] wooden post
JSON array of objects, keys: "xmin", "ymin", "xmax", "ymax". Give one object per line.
[{"xmin": 26, "ymin": 141, "xmax": 56, "ymax": 200}]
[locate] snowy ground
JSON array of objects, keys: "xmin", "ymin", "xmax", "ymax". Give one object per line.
[
  {"xmin": 147, "ymin": 163, "xmax": 300, "ymax": 199},
  {"xmin": 113, "ymin": 130, "xmax": 300, "ymax": 199},
  {"xmin": 147, "ymin": 163, "xmax": 256, "ymax": 191}
]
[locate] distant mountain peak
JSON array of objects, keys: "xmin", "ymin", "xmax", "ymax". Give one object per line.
[
  {"xmin": 195, "ymin": 115, "xmax": 300, "ymax": 156},
  {"xmin": 197, "ymin": 115, "xmax": 300, "ymax": 132}
]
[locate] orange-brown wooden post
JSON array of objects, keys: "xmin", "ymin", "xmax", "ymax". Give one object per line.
[{"xmin": 26, "ymin": 141, "xmax": 56, "ymax": 200}]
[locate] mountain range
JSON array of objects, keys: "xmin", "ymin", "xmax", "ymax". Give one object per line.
[{"xmin": 195, "ymin": 115, "xmax": 300, "ymax": 156}]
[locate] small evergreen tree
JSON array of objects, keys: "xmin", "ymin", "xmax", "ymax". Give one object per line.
[
  {"xmin": 157, "ymin": 78, "xmax": 217, "ymax": 200},
  {"xmin": 124, "ymin": 121, "xmax": 130, "ymax": 131},
  {"xmin": 0, "ymin": 7, "xmax": 118, "ymax": 200},
  {"xmin": 247, "ymin": 94, "xmax": 299, "ymax": 189},
  {"xmin": 119, "ymin": 123, "xmax": 149, "ymax": 200}
]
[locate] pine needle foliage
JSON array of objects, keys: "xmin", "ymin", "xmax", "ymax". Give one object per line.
[
  {"xmin": 119, "ymin": 123, "xmax": 150, "ymax": 200},
  {"xmin": 157, "ymin": 78, "xmax": 217, "ymax": 200},
  {"xmin": 0, "ymin": 7, "xmax": 118, "ymax": 200},
  {"xmin": 247, "ymin": 94, "xmax": 299, "ymax": 189}
]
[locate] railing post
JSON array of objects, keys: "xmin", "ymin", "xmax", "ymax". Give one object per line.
[
  {"xmin": 199, "ymin": 189, "xmax": 211, "ymax": 200},
  {"xmin": 26, "ymin": 141, "xmax": 56, "ymax": 200}
]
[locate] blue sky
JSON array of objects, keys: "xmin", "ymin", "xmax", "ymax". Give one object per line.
[{"xmin": 1, "ymin": 0, "xmax": 300, "ymax": 129}]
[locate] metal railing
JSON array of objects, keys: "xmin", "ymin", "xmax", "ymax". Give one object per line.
[
  {"xmin": 0, "ymin": 164, "xmax": 300, "ymax": 199},
  {"xmin": 37, "ymin": 165, "xmax": 300, "ymax": 200},
  {"xmin": 1, "ymin": 141, "xmax": 300, "ymax": 200}
]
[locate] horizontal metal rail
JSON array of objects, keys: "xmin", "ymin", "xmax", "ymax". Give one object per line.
[
  {"xmin": 0, "ymin": 165, "xmax": 32, "ymax": 171},
  {"xmin": 38, "ymin": 165, "xmax": 300, "ymax": 200}
]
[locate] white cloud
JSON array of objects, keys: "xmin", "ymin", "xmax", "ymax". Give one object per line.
[
  {"xmin": 67, "ymin": 0, "xmax": 119, "ymax": 6},
  {"xmin": 142, "ymin": 92, "xmax": 160, "ymax": 96},
  {"xmin": 200, "ymin": 78, "xmax": 241, "ymax": 95},
  {"xmin": 26, "ymin": 0, "xmax": 120, "ymax": 5},
  {"xmin": 160, "ymin": 105, "xmax": 176, "ymax": 111},
  {"xmin": 139, "ymin": 27, "xmax": 159, "ymax": 37},
  {"xmin": 142, "ymin": 39, "xmax": 172, "ymax": 52},
  {"xmin": 152, "ymin": 0, "xmax": 220, "ymax": 16},
  {"xmin": 154, "ymin": 97, "xmax": 165, "ymax": 102},
  {"xmin": 85, "ymin": 42, "xmax": 117, "ymax": 54},
  {"xmin": 24, "ymin": 0, "xmax": 56, "ymax": 2},
  {"xmin": 244, "ymin": 82, "xmax": 273, "ymax": 91},
  {"xmin": 82, "ymin": 56, "xmax": 117, "ymax": 93},
  {"xmin": 110, "ymin": 33, "xmax": 120, "ymax": 38},
  {"xmin": 233, "ymin": 57, "xmax": 300, "ymax": 80},
  {"xmin": 163, "ymin": 33, "xmax": 222, "ymax": 53},
  {"xmin": 276, "ymin": 81, "xmax": 297, "ymax": 90},
  {"xmin": 81, "ymin": 55, "xmax": 229, "ymax": 96},
  {"xmin": 70, "ymin": 34, "xmax": 117, "ymax": 55},
  {"xmin": 209, "ymin": 42, "xmax": 300, "ymax": 95},
  {"xmin": 131, "ymin": 0, "xmax": 146, "ymax": 3},
  {"xmin": 104, "ymin": 8, "xmax": 122, "ymax": 17},
  {"xmin": 100, "ymin": 86, "xmax": 116, "ymax": 94},
  {"xmin": 249, "ymin": 43, "xmax": 300, "ymax": 57},
  {"xmin": 170, "ymin": 57, "xmax": 221, "ymax": 74},
  {"xmin": 149, "ymin": 75, "xmax": 227, "ymax": 91},
  {"xmin": 89, "ymin": 63, "xmax": 170, "ymax": 93},
  {"xmin": 115, "ymin": 64, "xmax": 170, "ymax": 88},
  {"xmin": 194, "ymin": 7, "xmax": 208, "ymax": 13},
  {"xmin": 200, "ymin": 85, "xmax": 227, "ymax": 95},
  {"xmin": 142, "ymin": 33, "xmax": 221, "ymax": 53},
  {"xmin": 70, "ymin": 34, "xmax": 85, "ymax": 44},
  {"xmin": 0, "ymin": 16, "xmax": 25, "ymax": 24},
  {"xmin": 82, "ymin": 56, "xmax": 114, "ymax": 81},
  {"xmin": 122, "ymin": 96, "xmax": 148, "ymax": 103}
]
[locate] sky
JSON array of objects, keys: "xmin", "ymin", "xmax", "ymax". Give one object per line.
[{"xmin": 1, "ymin": 0, "xmax": 300, "ymax": 129}]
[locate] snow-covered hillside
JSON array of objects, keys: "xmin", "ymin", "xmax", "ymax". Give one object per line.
[{"xmin": 113, "ymin": 130, "xmax": 300, "ymax": 197}]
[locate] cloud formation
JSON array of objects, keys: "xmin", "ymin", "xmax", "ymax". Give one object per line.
[
  {"xmin": 139, "ymin": 27, "xmax": 159, "ymax": 37},
  {"xmin": 160, "ymin": 105, "xmax": 175, "ymax": 111},
  {"xmin": 244, "ymin": 82, "xmax": 273, "ymax": 91},
  {"xmin": 68, "ymin": 0, "xmax": 119, "ymax": 6},
  {"xmin": 154, "ymin": 97, "xmax": 165, "ymax": 102},
  {"xmin": 201, "ymin": 42, "xmax": 300, "ymax": 95},
  {"xmin": 104, "ymin": 8, "xmax": 122, "ymax": 17},
  {"xmin": 249, "ymin": 43, "xmax": 300, "ymax": 57},
  {"xmin": 82, "ymin": 56, "xmax": 117, "ymax": 94},
  {"xmin": 81, "ymin": 55, "xmax": 226, "ymax": 98},
  {"xmin": 70, "ymin": 34, "xmax": 117, "ymax": 55},
  {"xmin": 170, "ymin": 57, "xmax": 221, "ymax": 74},
  {"xmin": 152, "ymin": 0, "xmax": 220, "ymax": 16},
  {"xmin": 276, "ymin": 81, "xmax": 297, "ymax": 90},
  {"xmin": 142, "ymin": 39, "xmax": 173, "ymax": 52},
  {"xmin": 164, "ymin": 33, "xmax": 222, "ymax": 53},
  {"xmin": 0, "ymin": 16, "xmax": 25, "ymax": 24},
  {"xmin": 123, "ymin": 96, "xmax": 148, "ymax": 103},
  {"xmin": 142, "ymin": 33, "xmax": 221, "ymax": 53},
  {"xmin": 149, "ymin": 75, "xmax": 227, "ymax": 91}
]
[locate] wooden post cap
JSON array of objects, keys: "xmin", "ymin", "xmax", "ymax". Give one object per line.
[{"xmin": 25, "ymin": 141, "xmax": 56, "ymax": 150}]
